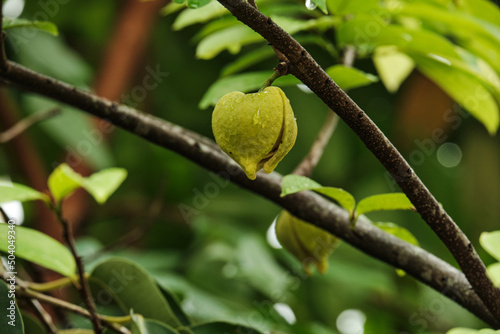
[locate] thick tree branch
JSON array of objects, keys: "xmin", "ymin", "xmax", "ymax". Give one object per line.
[
  {"xmin": 215, "ymin": 0, "xmax": 500, "ymax": 322},
  {"xmin": 0, "ymin": 60, "xmax": 497, "ymax": 327}
]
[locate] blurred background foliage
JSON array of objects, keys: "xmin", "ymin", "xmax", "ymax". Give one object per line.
[{"xmin": 1, "ymin": 0, "xmax": 500, "ymax": 333}]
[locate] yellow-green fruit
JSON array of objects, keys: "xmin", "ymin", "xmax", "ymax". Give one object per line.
[
  {"xmin": 212, "ymin": 87, "xmax": 297, "ymax": 180},
  {"xmin": 275, "ymin": 210, "xmax": 340, "ymax": 275}
]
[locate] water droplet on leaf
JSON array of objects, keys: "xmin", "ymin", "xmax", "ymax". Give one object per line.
[{"xmin": 305, "ymin": 0, "xmax": 317, "ymax": 10}]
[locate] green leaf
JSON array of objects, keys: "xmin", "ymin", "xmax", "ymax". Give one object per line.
[
  {"xmin": 338, "ymin": 22, "xmax": 458, "ymax": 60},
  {"xmin": 196, "ymin": 15, "xmax": 336, "ymax": 59},
  {"xmin": 2, "ymin": 18, "xmax": 58, "ymax": 36},
  {"xmin": 221, "ymin": 47, "xmax": 275, "ymax": 76},
  {"xmin": 460, "ymin": 0, "xmax": 500, "ymax": 28},
  {"xmin": 353, "ymin": 7, "xmax": 500, "ymax": 119},
  {"xmin": 373, "ymin": 46, "xmax": 415, "ymax": 93},
  {"xmin": 0, "ymin": 280, "xmax": 24, "ymax": 334},
  {"xmin": 0, "ymin": 183, "xmax": 49, "ymax": 204},
  {"xmin": 154, "ymin": 272, "xmax": 257, "ymax": 327},
  {"xmin": 479, "ymin": 231, "xmax": 500, "ymax": 261},
  {"xmin": 356, "ymin": 193, "xmax": 415, "ymax": 217},
  {"xmin": 373, "ymin": 222, "xmax": 419, "ymax": 246},
  {"xmin": 315, "ymin": 188, "xmax": 355, "ymax": 213},
  {"xmin": 487, "ymin": 262, "xmax": 500, "ymax": 287},
  {"xmin": 189, "ymin": 322, "xmax": 263, "ymax": 334},
  {"xmin": 173, "ymin": 1, "xmax": 227, "ymax": 30},
  {"xmin": 236, "ymin": 234, "xmax": 292, "ymax": 299},
  {"xmin": 447, "ymin": 329, "xmax": 500, "ymax": 334},
  {"xmin": 412, "ymin": 54, "xmax": 499, "ymax": 135},
  {"xmin": 90, "ymin": 257, "xmax": 182, "ymax": 328},
  {"xmin": 281, "ymin": 174, "xmax": 322, "ymax": 196},
  {"xmin": 48, "ymin": 164, "xmax": 126, "ymax": 205},
  {"xmin": 311, "ymin": 0, "xmax": 328, "ymax": 14},
  {"xmin": 199, "ymin": 71, "xmax": 300, "ymax": 109},
  {"xmin": 196, "ymin": 24, "xmax": 258, "ymax": 59},
  {"xmin": 56, "ymin": 330, "xmax": 95, "ymax": 334},
  {"xmin": 326, "ymin": 64, "xmax": 378, "ymax": 91},
  {"xmin": 161, "ymin": 2, "xmax": 186, "ymax": 16},
  {"xmin": 82, "ymin": 168, "xmax": 127, "ymax": 204},
  {"xmin": 392, "ymin": 3, "xmax": 500, "ymax": 49},
  {"xmin": 159, "ymin": 288, "xmax": 191, "ymax": 327},
  {"xmin": 48, "ymin": 163, "xmax": 86, "ymax": 204},
  {"xmin": 20, "ymin": 311, "xmax": 45, "ymax": 334},
  {"xmin": 459, "ymin": 36, "xmax": 500, "ymax": 77},
  {"xmin": 327, "ymin": 0, "xmax": 380, "ymax": 15},
  {"xmin": 186, "ymin": 0, "xmax": 211, "ymax": 9},
  {"xmin": 0, "ymin": 224, "xmax": 76, "ymax": 276},
  {"xmin": 131, "ymin": 313, "xmax": 180, "ymax": 334},
  {"xmin": 281, "ymin": 175, "xmax": 355, "ymax": 212},
  {"xmin": 446, "ymin": 329, "xmax": 478, "ymax": 334}
]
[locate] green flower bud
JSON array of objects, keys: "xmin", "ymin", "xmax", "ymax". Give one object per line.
[
  {"xmin": 212, "ymin": 87, "xmax": 297, "ymax": 180},
  {"xmin": 275, "ymin": 210, "xmax": 340, "ymax": 275}
]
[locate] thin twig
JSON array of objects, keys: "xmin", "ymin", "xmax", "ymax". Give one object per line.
[
  {"xmin": 0, "ymin": 272, "xmax": 131, "ymax": 333},
  {"xmin": 28, "ymin": 274, "xmax": 80, "ymax": 292},
  {"xmin": 0, "ymin": 61, "xmax": 498, "ymax": 326},
  {"xmin": 342, "ymin": 46, "xmax": 356, "ymax": 68},
  {"xmin": 17, "ymin": 287, "xmax": 131, "ymax": 333},
  {"xmin": 293, "ymin": 112, "xmax": 339, "ymax": 177},
  {"xmin": 0, "ymin": 108, "xmax": 61, "ymax": 143},
  {"xmin": 214, "ymin": 0, "xmax": 500, "ymax": 322},
  {"xmin": 55, "ymin": 208, "xmax": 103, "ymax": 333},
  {"xmin": 28, "ymin": 298, "xmax": 58, "ymax": 334}
]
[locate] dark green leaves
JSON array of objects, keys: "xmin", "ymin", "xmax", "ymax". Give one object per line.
[
  {"xmin": 0, "ymin": 281, "xmax": 24, "ymax": 334},
  {"xmin": 90, "ymin": 257, "xmax": 183, "ymax": 328},
  {"xmin": 90, "ymin": 257, "xmax": 264, "ymax": 333}
]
